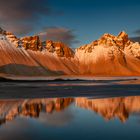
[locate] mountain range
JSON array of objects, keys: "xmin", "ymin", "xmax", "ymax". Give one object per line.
[{"xmin": 1, "ymin": 27, "xmax": 140, "ymax": 77}]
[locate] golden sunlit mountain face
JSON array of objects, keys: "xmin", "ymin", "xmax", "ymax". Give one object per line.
[
  {"xmin": 1, "ymin": 1, "xmax": 140, "ymax": 77},
  {"xmin": 1, "ymin": 29, "xmax": 140, "ymax": 76}
]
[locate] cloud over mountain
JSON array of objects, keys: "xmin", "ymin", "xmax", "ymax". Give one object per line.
[
  {"xmin": 134, "ymin": 29, "xmax": 140, "ymax": 35},
  {"xmin": 39, "ymin": 27, "xmax": 79, "ymax": 46},
  {"xmin": 129, "ymin": 29, "xmax": 140, "ymax": 42},
  {"xmin": 0, "ymin": 0, "xmax": 50, "ymax": 35}
]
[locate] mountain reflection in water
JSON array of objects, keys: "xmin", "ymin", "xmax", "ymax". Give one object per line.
[
  {"xmin": 0, "ymin": 98, "xmax": 73, "ymax": 125},
  {"xmin": 0, "ymin": 96, "xmax": 140, "ymax": 125},
  {"xmin": 76, "ymin": 96, "xmax": 140, "ymax": 122}
]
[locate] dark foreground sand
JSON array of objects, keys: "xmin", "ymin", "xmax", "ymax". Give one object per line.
[{"xmin": 0, "ymin": 76, "xmax": 140, "ymax": 99}]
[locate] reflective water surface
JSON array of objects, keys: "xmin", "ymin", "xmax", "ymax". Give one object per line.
[{"xmin": 0, "ymin": 96, "xmax": 140, "ymax": 140}]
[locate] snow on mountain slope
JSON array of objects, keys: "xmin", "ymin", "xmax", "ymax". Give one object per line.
[
  {"xmin": 75, "ymin": 31, "xmax": 140, "ymax": 75},
  {"xmin": 1, "ymin": 27, "xmax": 140, "ymax": 76},
  {"xmin": 0, "ymin": 39, "xmax": 61, "ymax": 76},
  {"xmin": 0, "ymin": 28, "xmax": 79, "ymax": 76}
]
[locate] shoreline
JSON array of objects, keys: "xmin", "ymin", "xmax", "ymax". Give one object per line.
[
  {"xmin": 0, "ymin": 83, "xmax": 140, "ymax": 99},
  {"xmin": 0, "ymin": 74, "xmax": 140, "ymax": 81}
]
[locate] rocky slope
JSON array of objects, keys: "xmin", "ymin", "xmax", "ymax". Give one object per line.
[
  {"xmin": 1, "ymin": 27, "xmax": 140, "ymax": 76},
  {"xmin": 75, "ymin": 31, "xmax": 140, "ymax": 75},
  {"xmin": 0, "ymin": 28, "xmax": 78, "ymax": 76}
]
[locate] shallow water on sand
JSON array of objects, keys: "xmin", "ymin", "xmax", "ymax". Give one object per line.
[
  {"xmin": 0, "ymin": 79, "xmax": 140, "ymax": 140},
  {"xmin": 0, "ymin": 78, "xmax": 140, "ymax": 99}
]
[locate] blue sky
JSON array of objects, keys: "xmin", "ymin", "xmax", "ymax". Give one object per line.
[{"xmin": 0, "ymin": 0, "xmax": 140, "ymax": 48}]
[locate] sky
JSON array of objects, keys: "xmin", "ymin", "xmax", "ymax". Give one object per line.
[{"xmin": 0, "ymin": 0, "xmax": 140, "ymax": 48}]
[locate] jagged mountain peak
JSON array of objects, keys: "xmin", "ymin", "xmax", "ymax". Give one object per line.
[
  {"xmin": 0, "ymin": 27, "xmax": 6, "ymax": 35},
  {"xmin": 0, "ymin": 28, "xmax": 19, "ymax": 47},
  {"xmin": 77, "ymin": 31, "xmax": 131, "ymax": 53},
  {"xmin": 100, "ymin": 31, "xmax": 128, "ymax": 40},
  {"xmin": 98, "ymin": 31, "xmax": 130, "ymax": 49},
  {"xmin": 0, "ymin": 27, "xmax": 16, "ymax": 36},
  {"xmin": 117, "ymin": 31, "xmax": 128, "ymax": 38},
  {"xmin": 75, "ymin": 31, "xmax": 140, "ymax": 75},
  {"xmin": 1, "ymin": 29, "xmax": 140, "ymax": 76},
  {"xmin": 0, "ymin": 28, "xmax": 74, "ymax": 58},
  {"xmin": 46, "ymin": 40, "xmax": 74, "ymax": 58}
]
